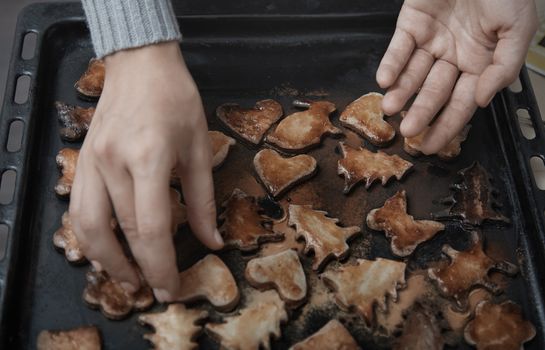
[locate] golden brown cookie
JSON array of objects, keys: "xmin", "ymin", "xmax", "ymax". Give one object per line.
[
  {"xmin": 288, "ymin": 204, "xmax": 360, "ymax": 271},
  {"xmin": 321, "ymin": 258, "xmax": 406, "ymax": 326},
  {"xmin": 337, "ymin": 143, "xmax": 413, "ymax": 193},
  {"xmin": 37, "ymin": 326, "xmax": 101, "ymax": 350},
  {"xmin": 464, "ymin": 300, "xmax": 535, "ymax": 350},
  {"xmin": 75, "ymin": 58, "xmax": 104, "ymax": 99},
  {"xmin": 52, "ymin": 211, "xmax": 114, "ymax": 264},
  {"xmin": 245, "ymin": 250, "xmax": 307, "ymax": 307},
  {"xmin": 289, "ymin": 320, "xmax": 359, "ymax": 350},
  {"xmin": 53, "ymin": 211, "xmax": 85, "ymax": 264},
  {"xmin": 367, "ymin": 190, "xmax": 445, "ymax": 256},
  {"xmin": 209, "ymin": 130, "xmax": 236, "ymax": 169},
  {"xmin": 254, "ymin": 149, "xmax": 317, "ymax": 198},
  {"xmin": 177, "ymin": 254, "xmax": 240, "ymax": 312},
  {"xmin": 205, "ymin": 290, "xmax": 288, "ymax": 350},
  {"xmin": 267, "ymin": 100, "xmax": 342, "ymax": 152},
  {"xmin": 404, "ymin": 122, "xmax": 470, "ymax": 160},
  {"xmin": 339, "ymin": 92, "xmax": 395, "ymax": 146},
  {"xmin": 55, "ymin": 148, "xmax": 79, "ymax": 198},
  {"xmin": 139, "ymin": 303, "xmax": 208, "ymax": 350}
]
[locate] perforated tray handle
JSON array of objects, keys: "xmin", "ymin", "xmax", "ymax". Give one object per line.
[
  {"xmin": 494, "ymin": 67, "xmax": 545, "ymax": 337},
  {"xmin": 505, "ymin": 69, "xmax": 545, "ymax": 209},
  {"xmin": 0, "ymin": 4, "xmax": 45, "ymax": 335},
  {"xmin": 497, "ymin": 68, "xmax": 545, "ymax": 247}
]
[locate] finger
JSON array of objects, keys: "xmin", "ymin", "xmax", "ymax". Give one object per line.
[
  {"xmin": 377, "ymin": 28, "xmax": 416, "ymax": 89},
  {"xmin": 475, "ymin": 37, "xmax": 528, "ymax": 107},
  {"xmin": 130, "ymin": 165, "xmax": 180, "ymax": 302},
  {"xmin": 400, "ymin": 59, "xmax": 458, "ymax": 137},
  {"xmin": 419, "ymin": 73, "xmax": 478, "ymax": 154},
  {"xmin": 179, "ymin": 130, "xmax": 223, "ymax": 251},
  {"xmin": 98, "ymin": 162, "xmax": 138, "ymax": 242},
  {"xmin": 70, "ymin": 159, "xmax": 140, "ymax": 292},
  {"xmin": 382, "ymin": 48, "xmax": 434, "ymax": 116},
  {"xmin": 98, "ymin": 161, "xmax": 144, "ymax": 270}
]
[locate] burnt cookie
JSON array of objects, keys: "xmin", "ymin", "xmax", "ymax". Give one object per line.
[
  {"xmin": 217, "ymin": 99, "xmax": 283, "ymax": 145},
  {"xmin": 83, "ymin": 266, "xmax": 154, "ymax": 320},
  {"xmin": 464, "ymin": 300, "xmax": 535, "ymax": 350},
  {"xmin": 337, "ymin": 143, "xmax": 413, "ymax": 193},
  {"xmin": 177, "ymin": 254, "xmax": 240, "ymax": 312},
  {"xmin": 205, "ymin": 290, "xmax": 288, "ymax": 350},
  {"xmin": 428, "ymin": 232, "xmax": 518, "ymax": 309},
  {"xmin": 75, "ymin": 58, "xmax": 105, "ymax": 99},
  {"xmin": 254, "ymin": 149, "xmax": 317, "ymax": 198},
  {"xmin": 339, "ymin": 92, "xmax": 395, "ymax": 146},
  {"xmin": 245, "ymin": 250, "xmax": 307, "ymax": 307},
  {"xmin": 56, "ymin": 102, "xmax": 95, "ymax": 142},
  {"xmin": 219, "ymin": 189, "xmax": 283, "ymax": 252},
  {"xmin": 321, "ymin": 258, "xmax": 406, "ymax": 326},
  {"xmin": 209, "ymin": 130, "xmax": 236, "ymax": 169},
  {"xmin": 139, "ymin": 303, "xmax": 208, "ymax": 350},
  {"xmin": 37, "ymin": 326, "xmax": 101, "ymax": 350},
  {"xmin": 436, "ymin": 162, "xmax": 509, "ymax": 225},
  {"xmin": 288, "ymin": 204, "xmax": 360, "ymax": 271},
  {"xmin": 404, "ymin": 122, "xmax": 471, "ymax": 161},
  {"xmin": 367, "ymin": 190, "xmax": 445, "ymax": 257},
  {"xmin": 55, "ymin": 148, "xmax": 79, "ymax": 198},
  {"xmin": 266, "ymin": 100, "xmax": 342, "ymax": 152},
  {"xmin": 289, "ymin": 319, "xmax": 359, "ymax": 350}
]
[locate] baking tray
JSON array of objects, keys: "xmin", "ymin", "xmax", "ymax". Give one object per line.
[{"xmin": 1, "ymin": 2, "xmax": 545, "ymax": 349}]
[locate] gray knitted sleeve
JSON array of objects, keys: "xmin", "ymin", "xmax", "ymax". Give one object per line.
[{"xmin": 81, "ymin": 0, "xmax": 182, "ymax": 58}]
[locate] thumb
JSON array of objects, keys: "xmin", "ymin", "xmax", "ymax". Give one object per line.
[{"xmin": 475, "ymin": 36, "xmax": 532, "ymax": 107}]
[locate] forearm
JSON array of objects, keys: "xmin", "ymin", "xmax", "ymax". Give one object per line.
[{"xmin": 81, "ymin": 0, "xmax": 182, "ymax": 58}]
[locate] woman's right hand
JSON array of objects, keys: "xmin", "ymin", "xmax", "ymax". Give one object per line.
[{"xmin": 69, "ymin": 41, "xmax": 224, "ymax": 302}]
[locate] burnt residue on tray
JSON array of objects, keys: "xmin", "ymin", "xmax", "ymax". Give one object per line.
[
  {"xmin": 258, "ymin": 195, "xmax": 285, "ymax": 220},
  {"xmin": 435, "ymin": 162, "xmax": 510, "ymax": 226}
]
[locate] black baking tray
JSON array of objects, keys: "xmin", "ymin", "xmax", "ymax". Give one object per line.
[{"xmin": 1, "ymin": 2, "xmax": 545, "ymax": 349}]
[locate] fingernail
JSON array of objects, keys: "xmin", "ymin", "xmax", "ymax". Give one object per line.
[
  {"xmin": 91, "ymin": 260, "xmax": 103, "ymax": 271},
  {"xmin": 214, "ymin": 229, "xmax": 224, "ymax": 247},
  {"xmin": 486, "ymin": 95, "xmax": 494, "ymax": 106},
  {"xmin": 153, "ymin": 288, "xmax": 173, "ymax": 303},
  {"xmin": 121, "ymin": 282, "xmax": 137, "ymax": 294}
]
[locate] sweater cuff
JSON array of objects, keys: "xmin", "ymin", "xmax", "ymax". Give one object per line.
[{"xmin": 81, "ymin": 0, "xmax": 182, "ymax": 58}]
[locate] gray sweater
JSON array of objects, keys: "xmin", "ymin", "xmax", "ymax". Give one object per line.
[{"xmin": 81, "ymin": 0, "xmax": 181, "ymax": 58}]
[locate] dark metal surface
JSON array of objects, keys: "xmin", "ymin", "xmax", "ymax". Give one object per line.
[
  {"xmin": 1, "ymin": 2, "xmax": 545, "ymax": 349},
  {"xmin": 170, "ymin": 0, "xmax": 403, "ymax": 15}
]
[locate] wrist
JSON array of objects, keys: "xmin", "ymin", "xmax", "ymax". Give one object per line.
[
  {"xmin": 105, "ymin": 41, "xmax": 190, "ymax": 77},
  {"xmin": 103, "ymin": 42, "xmax": 197, "ymax": 93}
]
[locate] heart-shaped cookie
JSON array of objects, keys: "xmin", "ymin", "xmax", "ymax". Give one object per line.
[
  {"xmin": 254, "ymin": 149, "xmax": 317, "ymax": 198},
  {"xmin": 209, "ymin": 130, "xmax": 236, "ymax": 169},
  {"xmin": 217, "ymin": 99, "xmax": 283, "ymax": 145}
]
